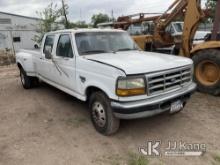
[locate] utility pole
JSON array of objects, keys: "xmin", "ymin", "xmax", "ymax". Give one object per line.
[
  {"xmin": 80, "ymin": 9, "xmax": 82, "ymax": 21},
  {"xmin": 111, "ymin": 10, "xmax": 114, "ymax": 21},
  {"xmin": 61, "ymin": 0, "xmax": 69, "ymax": 29}
]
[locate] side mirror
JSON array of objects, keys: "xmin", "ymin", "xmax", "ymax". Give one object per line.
[{"xmin": 44, "ymin": 45, "xmax": 52, "ymax": 59}]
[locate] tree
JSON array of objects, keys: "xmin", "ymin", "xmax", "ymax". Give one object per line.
[
  {"xmin": 34, "ymin": 3, "xmax": 62, "ymax": 43},
  {"xmin": 69, "ymin": 21, "xmax": 90, "ymax": 28},
  {"xmin": 91, "ymin": 13, "xmax": 110, "ymax": 28},
  {"xmin": 205, "ymin": 0, "xmax": 217, "ymax": 22}
]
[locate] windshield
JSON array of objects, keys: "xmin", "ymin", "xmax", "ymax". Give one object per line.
[
  {"xmin": 173, "ymin": 23, "xmax": 184, "ymax": 33},
  {"xmin": 75, "ymin": 32, "xmax": 138, "ymax": 55}
]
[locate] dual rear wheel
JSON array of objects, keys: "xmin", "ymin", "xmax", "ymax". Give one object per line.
[{"xmin": 19, "ymin": 68, "xmax": 39, "ymax": 89}]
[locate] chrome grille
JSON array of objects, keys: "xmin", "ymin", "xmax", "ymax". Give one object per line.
[{"xmin": 146, "ymin": 67, "xmax": 192, "ymax": 95}]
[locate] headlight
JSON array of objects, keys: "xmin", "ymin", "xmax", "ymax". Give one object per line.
[{"xmin": 116, "ymin": 77, "xmax": 146, "ymax": 97}]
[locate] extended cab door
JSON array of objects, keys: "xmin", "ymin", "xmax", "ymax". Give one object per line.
[
  {"xmin": 37, "ymin": 35, "xmax": 55, "ymax": 80},
  {"xmin": 53, "ymin": 33, "xmax": 76, "ymax": 92}
]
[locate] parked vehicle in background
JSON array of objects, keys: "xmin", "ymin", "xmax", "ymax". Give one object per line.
[
  {"xmin": 125, "ymin": 21, "xmax": 210, "ymax": 49},
  {"xmin": 16, "ymin": 29, "xmax": 196, "ymax": 135},
  {"xmin": 34, "ymin": 42, "xmax": 40, "ymax": 49}
]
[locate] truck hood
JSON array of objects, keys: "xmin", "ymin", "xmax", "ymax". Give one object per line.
[{"xmin": 85, "ymin": 51, "xmax": 192, "ymax": 75}]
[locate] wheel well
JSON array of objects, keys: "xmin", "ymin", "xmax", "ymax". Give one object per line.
[
  {"xmin": 191, "ymin": 48, "xmax": 220, "ymax": 58},
  {"xmin": 17, "ymin": 63, "xmax": 23, "ymax": 70},
  {"xmin": 86, "ymin": 86, "xmax": 107, "ymax": 101}
]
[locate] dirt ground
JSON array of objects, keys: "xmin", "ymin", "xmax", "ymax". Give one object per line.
[
  {"xmin": 0, "ymin": 52, "xmax": 15, "ymax": 66},
  {"xmin": 0, "ymin": 65, "xmax": 220, "ymax": 165}
]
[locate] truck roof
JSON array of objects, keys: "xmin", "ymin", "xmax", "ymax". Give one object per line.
[{"xmin": 46, "ymin": 28, "xmax": 125, "ymax": 35}]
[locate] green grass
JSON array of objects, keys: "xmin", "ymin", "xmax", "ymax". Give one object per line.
[
  {"xmin": 213, "ymin": 154, "xmax": 220, "ymax": 164},
  {"xmin": 127, "ymin": 152, "xmax": 149, "ymax": 165},
  {"xmin": 93, "ymin": 154, "xmax": 122, "ymax": 165}
]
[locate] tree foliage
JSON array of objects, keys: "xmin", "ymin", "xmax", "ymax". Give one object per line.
[
  {"xmin": 69, "ymin": 21, "xmax": 90, "ymax": 28},
  {"xmin": 205, "ymin": 0, "xmax": 217, "ymax": 22},
  {"xmin": 34, "ymin": 3, "xmax": 62, "ymax": 43},
  {"xmin": 91, "ymin": 13, "xmax": 110, "ymax": 28},
  {"xmin": 34, "ymin": 1, "xmax": 114, "ymax": 43}
]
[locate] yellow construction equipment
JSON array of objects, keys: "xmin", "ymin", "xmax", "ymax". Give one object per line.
[{"xmin": 114, "ymin": 0, "xmax": 220, "ymax": 95}]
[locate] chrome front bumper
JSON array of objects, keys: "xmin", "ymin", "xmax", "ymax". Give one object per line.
[{"xmin": 111, "ymin": 83, "xmax": 197, "ymax": 119}]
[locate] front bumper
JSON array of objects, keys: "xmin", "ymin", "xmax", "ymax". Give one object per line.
[{"xmin": 111, "ymin": 83, "xmax": 197, "ymax": 119}]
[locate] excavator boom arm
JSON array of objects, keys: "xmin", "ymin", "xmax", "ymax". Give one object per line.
[
  {"xmin": 154, "ymin": 0, "xmax": 204, "ymax": 55},
  {"xmin": 181, "ymin": 0, "xmax": 204, "ymax": 57}
]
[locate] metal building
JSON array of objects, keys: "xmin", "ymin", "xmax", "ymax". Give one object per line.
[{"xmin": 0, "ymin": 11, "xmax": 40, "ymax": 52}]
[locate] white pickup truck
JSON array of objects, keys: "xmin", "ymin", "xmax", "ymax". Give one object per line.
[{"xmin": 16, "ymin": 29, "xmax": 196, "ymax": 135}]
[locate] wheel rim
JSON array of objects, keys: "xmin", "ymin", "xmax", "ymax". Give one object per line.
[
  {"xmin": 195, "ymin": 60, "xmax": 220, "ymax": 86},
  {"xmin": 20, "ymin": 71, "xmax": 25, "ymax": 85},
  {"xmin": 92, "ymin": 102, "xmax": 106, "ymax": 127}
]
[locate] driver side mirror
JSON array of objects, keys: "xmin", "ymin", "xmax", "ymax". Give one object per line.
[{"xmin": 44, "ymin": 45, "xmax": 52, "ymax": 59}]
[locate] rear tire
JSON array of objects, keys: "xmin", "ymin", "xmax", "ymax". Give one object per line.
[
  {"xmin": 89, "ymin": 92, "xmax": 120, "ymax": 136},
  {"xmin": 32, "ymin": 77, "xmax": 40, "ymax": 87},
  {"xmin": 192, "ymin": 49, "xmax": 220, "ymax": 96},
  {"xmin": 20, "ymin": 68, "xmax": 36, "ymax": 89}
]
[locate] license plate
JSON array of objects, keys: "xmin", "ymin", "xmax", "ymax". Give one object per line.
[{"xmin": 170, "ymin": 100, "xmax": 183, "ymax": 114}]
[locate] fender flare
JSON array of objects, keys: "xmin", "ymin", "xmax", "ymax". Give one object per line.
[
  {"xmin": 191, "ymin": 41, "xmax": 220, "ymax": 56},
  {"xmin": 16, "ymin": 60, "xmax": 24, "ymax": 70},
  {"xmin": 84, "ymin": 82, "xmax": 117, "ymax": 101}
]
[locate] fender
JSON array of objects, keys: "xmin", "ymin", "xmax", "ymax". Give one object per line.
[
  {"xmin": 191, "ymin": 41, "xmax": 220, "ymax": 55},
  {"xmin": 84, "ymin": 80, "xmax": 118, "ymax": 101}
]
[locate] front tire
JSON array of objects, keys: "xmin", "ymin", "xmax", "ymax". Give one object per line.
[
  {"xmin": 89, "ymin": 92, "xmax": 120, "ymax": 136},
  {"xmin": 192, "ymin": 49, "xmax": 220, "ymax": 96}
]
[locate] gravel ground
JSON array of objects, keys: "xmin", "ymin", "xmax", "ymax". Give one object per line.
[
  {"xmin": 0, "ymin": 52, "xmax": 15, "ymax": 66},
  {"xmin": 0, "ymin": 65, "xmax": 220, "ymax": 165}
]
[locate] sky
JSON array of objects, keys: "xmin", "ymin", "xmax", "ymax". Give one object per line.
[{"xmin": 0, "ymin": 0, "xmax": 207, "ymax": 22}]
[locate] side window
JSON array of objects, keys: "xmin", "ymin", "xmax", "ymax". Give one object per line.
[
  {"xmin": 56, "ymin": 34, "xmax": 73, "ymax": 58},
  {"xmin": 13, "ymin": 37, "xmax": 21, "ymax": 42},
  {"xmin": 43, "ymin": 35, "xmax": 55, "ymax": 54}
]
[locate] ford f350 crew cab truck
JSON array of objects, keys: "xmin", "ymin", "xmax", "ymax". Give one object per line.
[{"xmin": 16, "ymin": 29, "xmax": 196, "ymax": 135}]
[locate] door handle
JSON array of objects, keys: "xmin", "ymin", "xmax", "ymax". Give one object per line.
[{"xmin": 40, "ymin": 57, "xmax": 43, "ymax": 60}]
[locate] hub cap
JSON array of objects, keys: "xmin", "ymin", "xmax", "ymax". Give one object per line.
[
  {"xmin": 92, "ymin": 102, "xmax": 106, "ymax": 127},
  {"xmin": 196, "ymin": 60, "xmax": 220, "ymax": 86}
]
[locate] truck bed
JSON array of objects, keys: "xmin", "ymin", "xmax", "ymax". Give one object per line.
[{"xmin": 19, "ymin": 49, "xmax": 40, "ymax": 56}]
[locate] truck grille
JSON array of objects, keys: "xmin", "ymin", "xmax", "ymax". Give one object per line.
[{"xmin": 146, "ymin": 67, "xmax": 192, "ymax": 95}]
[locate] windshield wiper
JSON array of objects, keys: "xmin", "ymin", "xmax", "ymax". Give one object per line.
[
  {"xmin": 115, "ymin": 48, "xmax": 138, "ymax": 52},
  {"xmin": 81, "ymin": 50, "xmax": 109, "ymax": 54}
]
